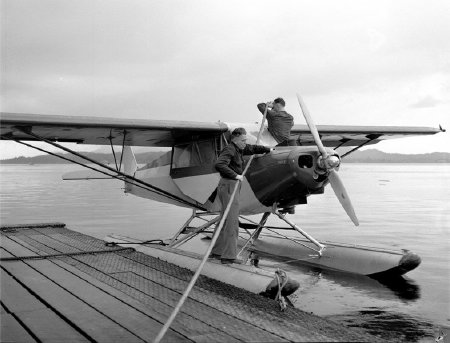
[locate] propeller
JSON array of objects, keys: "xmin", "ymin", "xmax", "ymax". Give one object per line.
[
  {"xmin": 296, "ymin": 93, "xmax": 359, "ymax": 226},
  {"xmin": 328, "ymin": 170, "xmax": 359, "ymax": 226}
]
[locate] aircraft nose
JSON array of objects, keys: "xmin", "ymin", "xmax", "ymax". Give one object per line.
[
  {"xmin": 327, "ymin": 155, "xmax": 340, "ymax": 168},
  {"xmin": 286, "ymin": 149, "xmax": 313, "ymax": 169},
  {"xmin": 286, "ymin": 148, "xmax": 325, "ymax": 188},
  {"xmin": 318, "ymin": 153, "xmax": 341, "ymax": 170}
]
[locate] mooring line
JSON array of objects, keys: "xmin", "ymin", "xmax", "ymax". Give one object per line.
[
  {"xmin": 153, "ymin": 103, "xmax": 270, "ymax": 343},
  {"xmin": 0, "ymin": 248, "xmax": 135, "ymax": 261}
]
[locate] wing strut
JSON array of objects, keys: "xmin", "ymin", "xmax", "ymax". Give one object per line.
[
  {"xmin": 237, "ymin": 212, "xmax": 271, "ymax": 261},
  {"xmin": 340, "ymin": 134, "xmax": 381, "ymax": 159},
  {"xmin": 107, "ymin": 129, "xmax": 128, "ymax": 173},
  {"xmin": 333, "ymin": 138, "xmax": 352, "ymax": 150},
  {"xmin": 12, "ymin": 127, "xmax": 205, "ymax": 210}
]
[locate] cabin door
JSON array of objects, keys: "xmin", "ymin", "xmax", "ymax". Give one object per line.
[{"xmin": 170, "ymin": 136, "xmax": 226, "ymax": 204}]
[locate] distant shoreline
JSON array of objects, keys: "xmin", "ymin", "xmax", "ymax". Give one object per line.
[{"xmin": 1, "ymin": 149, "xmax": 449, "ymax": 164}]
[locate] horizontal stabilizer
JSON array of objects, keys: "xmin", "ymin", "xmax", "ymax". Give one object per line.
[
  {"xmin": 62, "ymin": 147, "xmax": 138, "ymax": 180},
  {"xmin": 62, "ymin": 169, "xmax": 116, "ymax": 180}
]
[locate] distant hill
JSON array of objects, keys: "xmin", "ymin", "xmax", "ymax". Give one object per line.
[
  {"xmin": 343, "ymin": 149, "xmax": 450, "ymax": 163},
  {"xmin": 1, "ymin": 149, "xmax": 449, "ymax": 164},
  {"xmin": 0, "ymin": 151, "xmax": 168, "ymax": 165}
]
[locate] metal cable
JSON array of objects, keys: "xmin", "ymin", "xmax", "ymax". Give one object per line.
[
  {"xmin": 12, "ymin": 139, "xmax": 203, "ymax": 209},
  {"xmin": 0, "ymin": 247, "xmax": 135, "ymax": 261}
]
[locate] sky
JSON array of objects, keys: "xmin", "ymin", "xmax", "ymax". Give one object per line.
[{"xmin": 1, "ymin": 0, "xmax": 449, "ymax": 159}]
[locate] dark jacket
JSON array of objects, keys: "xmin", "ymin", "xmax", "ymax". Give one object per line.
[
  {"xmin": 215, "ymin": 142, "xmax": 270, "ymax": 179},
  {"xmin": 257, "ymin": 103, "xmax": 294, "ymax": 143}
]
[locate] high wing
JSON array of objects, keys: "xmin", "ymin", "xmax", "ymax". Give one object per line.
[
  {"xmin": 0, "ymin": 112, "xmax": 444, "ymax": 147},
  {"xmin": 0, "ymin": 112, "xmax": 228, "ymax": 147},
  {"xmin": 291, "ymin": 124, "xmax": 444, "ymax": 148}
]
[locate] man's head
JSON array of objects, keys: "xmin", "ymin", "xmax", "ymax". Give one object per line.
[
  {"xmin": 231, "ymin": 127, "xmax": 247, "ymax": 150},
  {"xmin": 273, "ymin": 97, "xmax": 285, "ymax": 110}
]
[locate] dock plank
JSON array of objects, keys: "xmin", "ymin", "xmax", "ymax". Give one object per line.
[
  {"xmin": 25, "ymin": 260, "xmax": 209, "ymax": 343},
  {"xmin": 19, "ymin": 230, "xmax": 291, "ymax": 342},
  {"xmin": 11, "ymin": 228, "xmax": 347, "ymax": 342},
  {"xmin": 0, "ymin": 312, "xmax": 37, "ymax": 343},
  {"xmin": 1, "ymin": 269, "xmax": 88, "ymax": 343},
  {"xmin": 71, "ymin": 246, "xmax": 316, "ymax": 342},
  {"xmin": 49, "ymin": 260, "xmax": 242, "ymax": 343},
  {"xmin": 2, "ymin": 235, "xmax": 229, "ymax": 343},
  {"xmin": 1, "ymin": 224, "xmax": 383, "ymax": 343},
  {"xmin": 1, "ymin": 238, "xmax": 148, "ymax": 343},
  {"xmin": 1, "ymin": 269, "xmax": 46, "ymax": 313},
  {"xmin": 8, "ymin": 231, "xmax": 278, "ymax": 342},
  {"xmin": 113, "ymin": 250, "xmax": 342, "ymax": 339}
]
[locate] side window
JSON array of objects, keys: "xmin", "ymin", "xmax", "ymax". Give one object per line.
[
  {"xmin": 172, "ymin": 144, "xmax": 193, "ymax": 168},
  {"xmin": 197, "ymin": 140, "xmax": 215, "ymax": 165},
  {"xmin": 172, "ymin": 138, "xmax": 218, "ymax": 169}
]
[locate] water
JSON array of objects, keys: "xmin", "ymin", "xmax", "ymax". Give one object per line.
[{"xmin": 1, "ymin": 163, "xmax": 449, "ymax": 342}]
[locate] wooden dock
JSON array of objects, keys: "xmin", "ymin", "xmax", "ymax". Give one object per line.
[{"xmin": 1, "ymin": 223, "xmax": 383, "ymax": 342}]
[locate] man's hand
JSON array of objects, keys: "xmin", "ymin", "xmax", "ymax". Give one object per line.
[{"xmin": 235, "ymin": 175, "xmax": 244, "ymax": 181}]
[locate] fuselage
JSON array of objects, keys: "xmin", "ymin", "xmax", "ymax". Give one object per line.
[{"xmin": 124, "ymin": 123, "xmax": 336, "ymax": 215}]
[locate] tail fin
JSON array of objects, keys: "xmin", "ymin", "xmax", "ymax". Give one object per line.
[{"xmin": 122, "ymin": 146, "xmax": 137, "ymax": 192}]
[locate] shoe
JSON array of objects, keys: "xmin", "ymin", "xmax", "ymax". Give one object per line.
[
  {"xmin": 208, "ymin": 253, "xmax": 221, "ymax": 259},
  {"xmin": 221, "ymin": 258, "xmax": 243, "ymax": 265}
]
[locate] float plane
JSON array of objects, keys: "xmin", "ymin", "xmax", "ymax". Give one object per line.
[{"xmin": 0, "ymin": 96, "xmax": 445, "ymax": 284}]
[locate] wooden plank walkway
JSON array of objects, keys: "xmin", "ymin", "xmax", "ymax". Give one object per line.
[{"xmin": 0, "ymin": 223, "xmax": 384, "ymax": 342}]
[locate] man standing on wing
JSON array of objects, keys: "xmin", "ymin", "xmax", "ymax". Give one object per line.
[
  {"xmin": 212, "ymin": 127, "xmax": 271, "ymax": 264},
  {"xmin": 257, "ymin": 97, "xmax": 295, "ymax": 146}
]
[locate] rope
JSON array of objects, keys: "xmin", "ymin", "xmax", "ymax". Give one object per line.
[
  {"xmin": 0, "ymin": 247, "xmax": 135, "ymax": 261},
  {"xmin": 153, "ymin": 103, "xmax": 270, "ymax": 343},
  {"xmin": 274, "ymin": 269, "xmax": 289, "ymax": 311}
]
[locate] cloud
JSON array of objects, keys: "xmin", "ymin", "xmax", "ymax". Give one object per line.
[
  {"xmin": 410, "ymin": 95, "xmax": 442, "ymax": 108},
  {"xmin": 1, "ymin": 0, "xmax": 449, "ymax": 153}
]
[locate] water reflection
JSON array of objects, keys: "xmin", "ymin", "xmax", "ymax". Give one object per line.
[
  {"xmin": 328, "ymin": 310, "xmax": 439, "ymax": 342},
  {"xmin": 256, "ymin": 253, "xmax": 421, "ymax": 302},
  {"xmin": 372, "ymin": 275, "xmax": 420, "ymax": 301},
  {"xmin": 259, "ymin": 256, "xmax": 437, "ymax": 342}
]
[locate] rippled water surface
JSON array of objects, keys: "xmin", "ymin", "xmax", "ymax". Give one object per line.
[{"xmin": 1, "ymin": 163, "xmax": 449, "ymax": 342}]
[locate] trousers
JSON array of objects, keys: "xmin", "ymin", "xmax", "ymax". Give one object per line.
[{"xmin": 211, "ymin": 178, "xmax": 241, "ymax": 259}]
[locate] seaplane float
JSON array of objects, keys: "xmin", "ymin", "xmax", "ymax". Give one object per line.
[{"xmin": 1, "ymin": 94, "xmax": 445, "ymax": 303}]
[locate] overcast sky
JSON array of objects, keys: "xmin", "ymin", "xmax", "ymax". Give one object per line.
[{"xmin": 1, "ymin": 0, "xmax": 449, "ymax": 159}]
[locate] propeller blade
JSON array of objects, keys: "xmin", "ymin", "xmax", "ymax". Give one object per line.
[
  {"xmin": 328, "ymin": 170, "xmax": 359, "ymax": 226},
  {"xmin": 296, "ymin": 93, "xmax": 328, "ymax": 158},
  {"xmin": 296, "ymin": 93, "xmax": 358, "ymax": 226}
]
